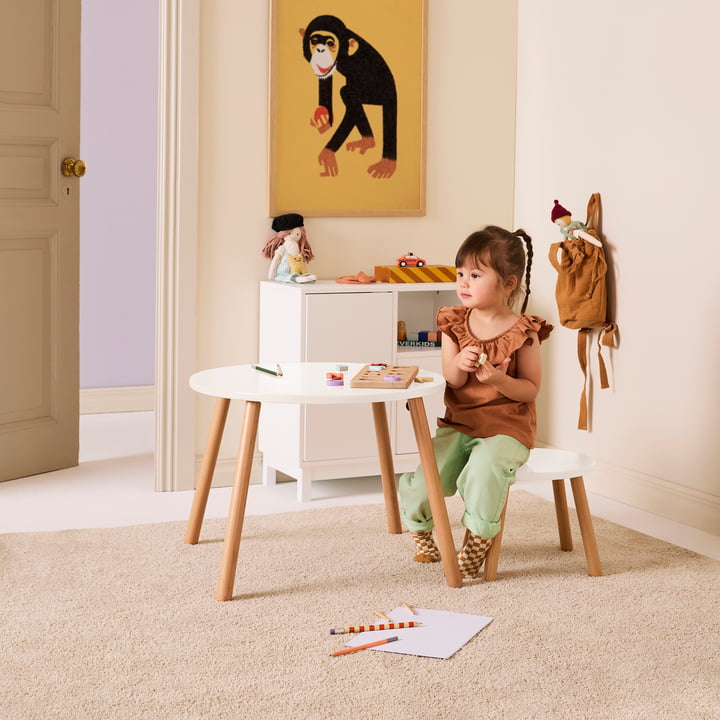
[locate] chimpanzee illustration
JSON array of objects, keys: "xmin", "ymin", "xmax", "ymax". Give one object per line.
[{"xmin": 300, "ymin": 15, "xmax": 397, "ymax": 179}]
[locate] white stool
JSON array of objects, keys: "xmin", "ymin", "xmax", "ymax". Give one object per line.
[{"xmin": 483, "ymin": 448, "xmax": 603, "ymax": 580}]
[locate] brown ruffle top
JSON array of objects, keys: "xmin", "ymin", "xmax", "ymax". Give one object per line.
[{"xmin": 435, "ymin": 306, "xmax": 553, "ymax": 448}]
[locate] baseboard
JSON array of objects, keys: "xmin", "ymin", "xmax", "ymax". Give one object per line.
[
  {"xmin": 80, "ymin": 385, "xmax": 155, "ymax": 414},
  {"xmin": 191, "ymin": 447, "xmax": 720, "ymax": 536},
  {"xmin": 193, "ymin": 454, "xmax": 264, "ymax": 489},
  {"xmin": 586, "ymin": 458, "xmax": 720, "ymax": 536}
]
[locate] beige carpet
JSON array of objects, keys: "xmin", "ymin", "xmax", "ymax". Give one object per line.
[{"xmin": 2, "ymin": 491, "xmax": 719, "ymax": 720}]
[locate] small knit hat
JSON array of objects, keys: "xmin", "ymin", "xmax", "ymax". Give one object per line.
[
  {"xmin": 272, "ymin": 213, "xmax": 304, "ymax": 232},
  {"xmin": 551, "ymin": 199, "xmax": 571, "ymax": 222}
]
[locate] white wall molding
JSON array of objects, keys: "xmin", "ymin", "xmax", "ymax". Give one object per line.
[
  {"xmin": 194, "ymin": 453, "xmax": 265, "ymax": 489},
  {"xmin": 587, "ymin": 459, "xmax": 720, "ymax": 536},
  {"xmin": 80, "ymin": 386, "xmax": 154, "ymax": 414},
  {"xmin": 155, "ymin": 0, "xmax": 199, "ymax": 492},
  {"xmin": 533, "ymin": 443, "xmax": 720, "ymax": 535}
]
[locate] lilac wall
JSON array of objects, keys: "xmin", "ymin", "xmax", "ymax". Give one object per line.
[{"xmin": 80, "ymin": 0, "xmax": 158, "ymax": 388}]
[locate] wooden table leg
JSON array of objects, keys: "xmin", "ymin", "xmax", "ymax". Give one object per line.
[
  {"xmin": 216, "ymin": 400, "xmax": 261, "ymax": 601},
  {"xmin": 569, "ymin": 475, "xmax": 603, "ymax": 577},
  {"xmin": 552, "ymin": 478, "xmax": 574, "ymax": 551},
  {"xmin": 407, "ymin": 397, "xmax": 462, "ymax": 588},
  {"xmin": 184, "ymin": 397, "xmax": 230, "ymax": 545},
  {"xmin": 371, "ymin": 401, "xmax": 402, "ymax": 534}
]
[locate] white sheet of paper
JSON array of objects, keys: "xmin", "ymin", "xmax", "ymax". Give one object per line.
[{"xmin": 343, "ymin": 607, "xmax": 493, "ymax": 659}]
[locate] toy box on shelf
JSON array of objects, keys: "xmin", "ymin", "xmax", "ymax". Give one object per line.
[
  {"xmin": 374, "ymin": 265, "xmax": 456, "ymax": 283},
  {"xmin": 397, "ymin": 323, "xmax": 442, "ymax": 349}
]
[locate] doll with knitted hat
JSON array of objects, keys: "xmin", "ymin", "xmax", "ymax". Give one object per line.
[
  {"xmin": 550, "ymin": 199, "xmax": 602, "ymax": 247},
  {"xmin": 263, "ymin": 213, "xmax": 317, "ymax": 283}
]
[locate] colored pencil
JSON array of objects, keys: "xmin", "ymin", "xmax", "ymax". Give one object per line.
[
  {"xmin": 329, "ymin": 621, "xmax": 421, "ymax": 635},
  {"xmin": 251, "ymin": 364, "xmax": 280, "ymax": 377},
  {"xmin": 330, "ymin": 636, "xmax": 399, "ymax": 657}
]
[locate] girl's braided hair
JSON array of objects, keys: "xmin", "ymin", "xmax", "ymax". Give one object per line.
[{"xmin": 454, "ymin": 225, "xmax": 534, "ymax": 313}]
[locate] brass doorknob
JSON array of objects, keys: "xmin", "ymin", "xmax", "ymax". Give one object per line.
[{"xmin": 61, "ymin": 157, "xmax": 87, "ymax": 177}]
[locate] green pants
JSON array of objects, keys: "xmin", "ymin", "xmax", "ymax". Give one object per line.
[{"xmin": 399, "ymin": 427, "xmax": 530, "ymax": 539}]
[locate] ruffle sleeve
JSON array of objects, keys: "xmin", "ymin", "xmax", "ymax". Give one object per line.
[
  {"xmin": 518, "ymin": 315, "xmax": 553, "ymax": 345},
  {"xmin": 490, "ymin": 315, "xmax": 553, "ymax": 361},
  {"xmin": 436, "ymin": 306, "xmax": 470, "ymax": 346}
]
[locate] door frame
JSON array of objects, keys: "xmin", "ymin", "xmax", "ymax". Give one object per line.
[{"xmin": 155, "ymin": 0, "xmax": 199, "ymax": 491}]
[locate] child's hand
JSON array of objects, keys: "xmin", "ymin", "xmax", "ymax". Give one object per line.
[
  {"xmin": 456, "ymin": 346, "xmax": 485, "ymax": 373},
  {"xmin": 475, "ymin": 357, "xmax": 511, "ymax": 385}
]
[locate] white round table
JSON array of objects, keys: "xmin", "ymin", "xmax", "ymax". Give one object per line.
[{"xmin": 186, "ymin": 363, "xmax": 463, "ymax": 600}]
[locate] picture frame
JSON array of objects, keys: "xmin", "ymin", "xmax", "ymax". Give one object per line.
[{"xmin": 268, "ymin": 0, "xmax": 427, "ymax": 217}]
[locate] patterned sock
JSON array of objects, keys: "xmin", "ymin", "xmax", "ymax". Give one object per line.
[
  {"xmin": 409, "ymin": 530, "xmax": 440, "ymax": 563},
  {"xmin": 457, "ymin": 529, "xmax": 493, "ymax": 578}
]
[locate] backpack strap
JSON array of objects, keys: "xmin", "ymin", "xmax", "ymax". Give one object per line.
[
  {"xmin": 577, "ymin": 329, "xmax": 591, "ymax": 430},
  {"xmin": 548, "ymin": 242, "xmax": 563, "ymax": 272},
  {"xmin": 586, "ymin": 193, "xmax": 601, "ymax": 231},
  {"xmin": 597, "ymin": 322, "xmax": 618, "ymax": 390},
  {"xmin": 577, "ymin": 323, "xmax": 618, "ymax": 430}
]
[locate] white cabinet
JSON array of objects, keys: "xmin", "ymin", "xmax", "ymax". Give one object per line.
[{"xmin": 258, "ymin": 280, "xmax": 456, "ymax": 500}]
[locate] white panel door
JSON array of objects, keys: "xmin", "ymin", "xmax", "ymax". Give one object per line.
[
  {"xmin": 0, "ymin": 0, "xmax": 81, "ymax": 481},
  {"xmin": 303, "ymin": 291, "xmax": 393, "ymax": 462}
]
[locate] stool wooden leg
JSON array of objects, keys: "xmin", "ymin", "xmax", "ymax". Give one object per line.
[
  {"xmin": 407, "ymin": 397, "xmax": 462, "ymax": 588},
  {"xmin": 216, "ymin": 400, "xmax": 261, "ymax": 601},
  {"xmin": 569, "ymin": 475, "xmax": 603, "ymax": 577},
  {"xmin": 371, "ymin": 402, "xmax": 402, "ymax": 534},
  {"xmin": 552, "ymin": 478, "xmax": 574, "ymax": 551},
  {"xmin": 483, "ymin": 497, "xmax": 508, "ymax": 581},
  {"xmin": 184, "ymin": 397, "xmax": 230, "ymax": 545}
]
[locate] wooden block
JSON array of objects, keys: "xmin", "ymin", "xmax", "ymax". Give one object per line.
[
  {"xmin": 350, "ymin": 364, "xmax": 419, "ymax": 389},
  {"xmin": 373, "ymin": 265, "xmax": 456, "ymax": 283}
]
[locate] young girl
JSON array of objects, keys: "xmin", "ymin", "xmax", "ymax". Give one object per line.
[{"xmin": 399, "ymin": 225, "xmax": 553, "ymax": 578}]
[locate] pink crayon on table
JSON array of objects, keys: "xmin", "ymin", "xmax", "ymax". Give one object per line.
[{"xmin": 329, "ymin": 621, "xmax": 421, "ymax": 635}]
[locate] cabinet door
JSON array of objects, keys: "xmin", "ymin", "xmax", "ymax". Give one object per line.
[
  {"xmin": 304, "ymin": 292, "xmax": 393, "ymax": 363},
  {"xmin": 304, "ymin": 292, "xmax": 393, "ymax": 462}
]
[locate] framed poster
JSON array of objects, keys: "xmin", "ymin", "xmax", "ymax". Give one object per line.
[{"xmin": 268, "ymin": 0, "xmax": 427, "ymax": 217}]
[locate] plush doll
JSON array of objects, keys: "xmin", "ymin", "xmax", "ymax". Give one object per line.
[
  {"xmin": 550, "ymin": 199, "xmax": 601, "ymax": 247},
  {"xmin": 262, "ymin": 213, "xmax": 317, "ymax": 283}
]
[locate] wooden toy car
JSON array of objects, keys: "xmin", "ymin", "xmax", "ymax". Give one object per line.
[{"xmin": 396, "ymin": 252, "xmax": 426, "ymax": 267}]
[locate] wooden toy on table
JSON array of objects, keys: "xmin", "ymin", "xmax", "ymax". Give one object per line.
[
  {"xmin": 350, "ymin": 364, "xmax": 419, "ymax": 389},
  {"xmin": 374, "ymin": 264, "xmax": 456, "ymax": 283}
]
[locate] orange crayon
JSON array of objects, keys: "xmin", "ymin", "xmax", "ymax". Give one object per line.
[{"xmin": 330, "ymin": 636, "xmax": 399, "ymax": 657}]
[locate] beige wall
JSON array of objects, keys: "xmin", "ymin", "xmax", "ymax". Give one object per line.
[
  {"xmin": 195, "ymin": 2, "xmax": 719, "ymax": 535},
  {"xmin": 196, "ymin": 2, "xmax": 518, "ymax": 463},
  {"xmin": 515, "ymin": 0, "xmax": 720, "ymax": 533}
]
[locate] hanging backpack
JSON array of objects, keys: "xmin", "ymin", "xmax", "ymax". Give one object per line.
[{"xmin": 548, "ymin": 193, "xmax": 618, "ymax": 430}]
